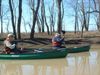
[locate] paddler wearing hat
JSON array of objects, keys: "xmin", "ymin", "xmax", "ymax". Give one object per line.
[
  {"xmin": 4, "ymin": 34, "xmax": 22, "ymax": 54},
  {"xmin": 52, "ymin": 33, "xmax": 65, "ymax": 48}
]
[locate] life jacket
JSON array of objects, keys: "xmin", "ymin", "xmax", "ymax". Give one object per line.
[
  {"xmin": 52, "ymin": 37, "xmax": 61, "ymax": 47},
  {"xmin": 4, "ymin": 47, "xmax": 11, "ymax": 54},
  {"xmin": 52, "ymin": 41, "xmax": 61, "ymax": 47},
  {"xmin": 4, "ymin": 40, "xmax": 12, "ymax": 54}
]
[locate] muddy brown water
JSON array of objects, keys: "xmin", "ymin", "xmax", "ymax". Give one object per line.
[{"xmin": 0, "ymin": 45, "xmax": 99, "ymax": 75}]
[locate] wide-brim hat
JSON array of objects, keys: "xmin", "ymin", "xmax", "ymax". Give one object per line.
[
  {"xmin": 7, "ymin": 34, "xmax": 14, "ymax": 37},
  {"xmin": 55, "ymin": 33, "xmax": 61, "ymax": 37}
]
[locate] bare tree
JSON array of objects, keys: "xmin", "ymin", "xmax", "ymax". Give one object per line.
[
  {"xmin": 57, "ymin": 0, "xmax": 63, "ymax": 33},
  {"xmin": 74, "ymin": 0, "xmax": 79, "ymax": 33},
  {"xmin": 98, "ymin": 0, "xmax": 100, "ymax": 31},
  {"xmin": 86, "ymin": 0, "xmax": 91, "ymax": 31},
  {"xmin": 37, "ymin": 17, "xmax": 41, "ymax": 33},
  {"xmin": 9, "ymin": 0, "xmax": 17, "ymax": 39},
  {"xmin": 0, "ymin": 0, "xmax": 3, "ymax": 34},
  {"xmin": 80, "ymin": 0, "xmax": 91, "ymax": 37},
  {"xmin": 22, "ymin": 16, "xmax": 27, "ymax": 33},
  {"xmin": 30, "ymin": 0, "xmax": 41, "ymax": 39},
  {"xmin": 17, "ymin": 0, "xmax": 22, "ymax": 39},
  {"xmin": 35, "ymin": 13, "xmax": 42, "ymax": 33},
  {"xmin": 0, "ymin": 0, "xmax": 1, "ymax": 19},
  {"xmin": 87, "ymin": 0, "xmax": 100, "ymax": 31},
  {"xmin": 7, "ymin": 18, "xmax": 10, "ymax": 33},
  {"xmin": 40, "ymin": 0, "xmax": 50, "ymax": 34},
  {"xmin": 49, "ymin": 0, "xmax": 55, "ymax": 34},
  {"xmin": 41, "ymin": 0, "xmax": 45, "ymax": 32}
]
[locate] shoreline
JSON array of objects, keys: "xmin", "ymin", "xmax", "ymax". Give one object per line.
[{"xmin": 0, "ymin": 31, "xmax": 100, "ymax": 48}]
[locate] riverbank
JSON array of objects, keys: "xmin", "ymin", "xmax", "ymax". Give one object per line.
[{"xmin": 0, "ymin": 31, "xmax": 100, "ymax": 49}]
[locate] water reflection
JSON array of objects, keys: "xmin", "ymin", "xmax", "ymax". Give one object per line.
[
  {"xmin": 66, "ymin": 51, "xmax": 100, "ymax": 75},
  {"xmin": 0, "ymin": 59, "xmax": 67, "ymax": 75},
  {"xmin": 0, "ymin": 50, "xmax": 100, "ymax": 75}
]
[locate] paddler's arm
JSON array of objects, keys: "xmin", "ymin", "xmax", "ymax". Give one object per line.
[
  {"xmin": 4, "ymin": 41, "xmax": 15, "ymax": 49},
  {"xmin": 55, "ymin": 37, "xmax": 64, "ymax": 42}
]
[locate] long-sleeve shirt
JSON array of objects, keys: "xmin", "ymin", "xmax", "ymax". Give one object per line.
[
  {"xmin": 4, "ymin": 40, "xmax": 15, "ymax": 49},
  {"xmin": 52, "ymin": 36, "xmax": 64, "ymax": 43},
  {"xmin": 52, "ymin": 36, "xmax": 64, "ymax": 47}
]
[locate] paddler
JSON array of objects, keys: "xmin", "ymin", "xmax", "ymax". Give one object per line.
[
  {"xmin": 52, "ymin": 33, "xmax": 65, "ymax": 48},
  {"xmin": 4, "ymin": 34, "xmax": 22, "ymax": 54}
]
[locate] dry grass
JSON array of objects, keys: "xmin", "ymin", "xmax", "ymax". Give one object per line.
[
  {"xmin": 0, "ymin": 31, "xmax": 100, "ymax": 49},
  {"xmin": 0, "ymin": 31, "xmax": 100, "ymax": 39}
]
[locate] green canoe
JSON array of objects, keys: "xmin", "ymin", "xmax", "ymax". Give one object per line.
[
  {"xmin": 0, "ymin": 44, "xmax": 90, "ymax": 59},
  {"xmin": 66, "ymin": 44, "xmax": 90, "ymax": 53},
  {"xmin": 0, "ymin": 48, "xmax": 68, "ymax": 60}
]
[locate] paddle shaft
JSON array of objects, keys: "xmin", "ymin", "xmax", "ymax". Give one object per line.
[{"xmin": 61, "ymin": 31, "xmax": 66, "ymax": 46}]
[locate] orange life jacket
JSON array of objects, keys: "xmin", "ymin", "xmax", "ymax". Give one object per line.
[
  {"xmin": 52, "ymin": 41, "xmax": 61, "ymax": 47},
  {"xmin": 4, "ymin": 47, "xmax": 11, "ymax": 54}
]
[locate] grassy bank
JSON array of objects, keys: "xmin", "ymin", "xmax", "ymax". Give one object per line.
[{"xmin": 0, "ymin": 31, "xmax": 100, "ymax": 49}]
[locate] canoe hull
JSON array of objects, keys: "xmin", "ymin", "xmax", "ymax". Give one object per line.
[
  {"xmin": 67, "ymin": 45, "xmax": 90, "ymax": 53},
  {"xmin": 0, "ymin": 45, "xmax": 90, "ymax": 59},
  {"xmin": 0, "ymin": 48, "xmax": 67, "ymax": 60}
]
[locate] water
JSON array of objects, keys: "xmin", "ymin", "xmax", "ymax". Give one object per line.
[{"xmin": 0, "ymin": 48, "xmax": 100, "ymax": 75}]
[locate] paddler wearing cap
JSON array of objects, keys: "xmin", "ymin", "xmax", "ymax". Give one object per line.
[
  {"xmin": 4, "ymin": 34, "xmax": 21, "ymax": 54},
  {"xmin": 52, "ymin": 33, "xmax": 65, "ymax": 48}
]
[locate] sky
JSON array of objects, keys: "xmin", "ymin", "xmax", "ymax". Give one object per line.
[{"xmin": 0, "ymin": 0, "xmax": 98, "ymax": 33}]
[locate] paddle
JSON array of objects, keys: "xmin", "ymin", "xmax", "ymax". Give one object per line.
[
  {"xmin": 62, "ymin": 30, "xmax": 66, "ymax": 36},
  {"xmin": 61, "ymin": 30, "xmax": 66, "ymax": 47}
]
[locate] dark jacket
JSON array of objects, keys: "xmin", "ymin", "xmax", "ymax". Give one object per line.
[{"xmin": 52, "ymin": 36, "xmax": 64, "ymax": 48}]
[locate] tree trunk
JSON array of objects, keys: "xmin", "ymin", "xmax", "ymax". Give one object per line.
[
  {"xmin": 42, "ymin": 0, "xmax": 50, "ymax": 35},
  {"xmin": 86, "ymin": 0, "xmax": 90, "ymax": 31},
  {"xmin": 41, "ymin": 0, "xmax": 45, "ymax": 32},
  {"xmin": 49, "ymin": 7, "xmax": 53, "ymax": 34},
  {"xmin": 7, "ymin": 18, "xmax": 10, "ymax": 33},
  {"xmin": 0, "ymin": 0, "xmax": 1, "ymax": 19},
  {"xmin": 86, "ymin": 0, "xmax": 91, "ymax": 31},
  {"xmin": 44, "ymin": 15, "xmax": 50, "ymax": 35},
  {"xmin": 49, "ymin": 0, "xmax": 55, "ymax": 34},
  {"xmin": 17, "ymin": 0, "xmax": 22, "ymax": 39},
  {"xmin": 30, "ymin": 0, "xmax": 40, "ymax": 39},
  {"xmin": 57, "ymin": 0, "xmax": 62, "ymax": 34},
  {"xmin": 9, "ymin": 0, "xmax": 17, "ymax": 39},
  {"xmin": 37, "ymin": 15, "xmax": 41, "ymax": 32},
  {"xmin": 22, "ymin": 16, "xmax": 27, "ymax": 33},
  {"xmin": 0, "ymin": 12, "xmax": 3, "ymax": 34},
  {"xmin": 52, "ymin": 0, "xmax": 55, "ymax": 32},
  {"xmin": 74, "ymin": 0, "xmax": 79, "ymax": 33},
  {"xmin": 98, "ymin": 0, "xmax": 100, "ymax": 31},
  {"xmin": 0, "ymin": 0, "xmax": 3, "ymax": 34}
]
